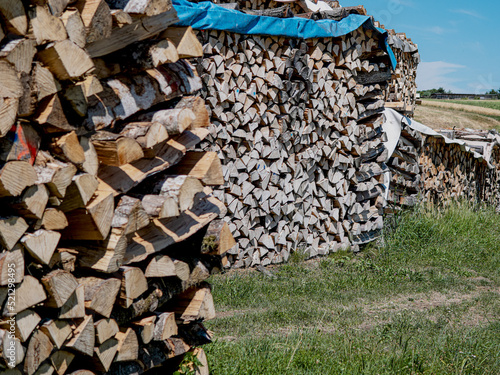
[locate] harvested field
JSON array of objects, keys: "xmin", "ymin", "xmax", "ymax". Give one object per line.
[
  {"xmin": 414, "ymin": 104, "xmax": 500, "ymax": 130},
  {"xmin": 421, "ymin": 99, "xmax": 500, "ymax": 117}
]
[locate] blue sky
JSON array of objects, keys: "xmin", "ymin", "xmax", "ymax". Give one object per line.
[{"xmin": 341, "ymin": 0, "xmax": 500, "ymax": 93}]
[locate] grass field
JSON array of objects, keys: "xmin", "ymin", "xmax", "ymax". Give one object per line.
[
  {"xmin": 414, "ymin": 105, "xmax": 500, "ymax": 130},
  {"xmin": 204, "ymin": 204, "xmax": 500, "ymax": 374},
  {"xmin": 431, "ymin": 100, "xmax": 500, "ymax": 112}
]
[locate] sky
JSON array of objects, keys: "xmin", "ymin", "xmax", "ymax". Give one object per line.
[{"xmin": 341, "ymin": 0, "xmax": 500, "ymax": 93}]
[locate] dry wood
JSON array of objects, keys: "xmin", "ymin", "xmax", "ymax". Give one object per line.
[
  {"xmin": 160, "ymin": 27, "xmax": 204, "ymax": 58},
  {"xmin": 42, "ymin": 270, "xmax": 79, "ymax": 308},
  {"xmin": 168, "ymin": 285, "xmax": 216, "ymax": 323},
  {"xmin": 37, "ymin": 40, "xmax": 95, "ymax": 81},
  {"xmin": 21, "ymin": 230, "xmax": 61, "ymax": 265},
  {"xmin": 119, "ymin": 122, "xmax": 169, "ymax": 150},
  {"xmin": 98, "ymin": 128, "xmax": 210, "ymax": 196},
  {"xmin": 0, "ymin": 216, "xmax": 28, "ymax": 250},
  {"xmin": 75, "ymin": 0, "xmax": 112, "ymax": 44},
  {"xmin": 91, "ymin": 131, "xmax": 144, "ymax": 166},
  {"xmin": 124, "ymin": 192, "xmax": 224, "ymax": 264},
  {"xmin": 0, "ymin": 161, "xmax": 37, "ymax": 197},
  {"xmin": 50, "ymin": 350, "xmax": 75, "ymax": 375},
  {"xmin": 65, "ymin": 315, "xmax": 95, "ymax": 356},
  {"xmin": 0, "ymin": 246, "xmax": 24, "ymax": 285},
  {"xmin": 0, "ymin": 309, "xmax": 40, "ymax": 342},
  {"xmin": 130, "ymin": 315, "xmax": 155, "ymax": 345},
  {"xmin": 169, "ymin": 152, "xmax": 224, "ymax": 186},
  {"xmin": 150, "ymin": 175, "xmax": 204, "ymax": 212},
  {"xmin": 201, "ymin": 219, "xmax": 236, "ymax": 256},
  {"xmin": 85, "ymin": 8, "xmax": 178, "ymax": 57},
  {"xmin": 140, "ymin": 194, "xmax": 179, "ymax": 218},
  {"xmin": 0, "ymin": 329, "xmax": 25, "ymax": 366},
  {"xmin": 0, "ymin": 60, "xmax": 23, "ymax": 99},
  {"xmin": 107, "ymin": 0, "xmax": 172, "ymax": 16},
  {"xmin": 138, "ymin": 108, "xmax": 195, "ymax": 135},
  {"xmin": 24, "ymin": 330, "xmax": 53, "ymax": 375},
  {"xmin": 93, "ymin": 337, "xmax": 118, "ymax": 371},
  {"xmin": 0, "ymin": 38, "xmax": 36, "ymax": 74},
  {"xmin": 34, "ymin": 94, "xmax": 75, "ymax": 133},
  {"xmin": 59, "ymin": 284, "xmax": 85, "ymax": 319},
  {"xmin": 59, "ymin": 173, "xmax": 99, "ymax": 212},
  {"xmin": 95, "ymin": 318, "xmax": 119, "ymax": 344},
  {"xmin": 0, "ymin": 122, "xmax": 40, "ymax": 164},
  {"xmin": 119, "ymin": 266, "xmax": 148, "ymax": 308},
  {"xmin": 0, "ymin": 97, "xmax": 19, "ymax": 137},
  {"xmin": 34, "ymin": 151, "xmax": 78, "ymax": 198},
  {"xmin": 29, "ymin": 5, "xmax": 68, "ymax": 45},
  {"xmin": 38, "ymin": 208, "xmax": 68, "ymax": 230},
  {"xmin": 40, "ymin": 319, "xmax": 72, "ymax": 349},
  {"xmin": 3, "ymin": 275, "xmax": 46, "ymax": 315},
  {"xmin": 112, "ymin": 195, "xmax": 150, "ymax": 235},
  {"xmin": 79, "ymin": 276, "xmax": 121, "ymax": 317},
  {"xmin": 49, "ymin": 249, "xmax": 77, "ymax": 272},
  {"xmin": 145, "ymin": 255, "xmax": 190, "ymax": 280},
  {"xmin": 0, "ymin": 0, "xmax": 28, "ymax": 36},
  {"xmin": 61, "ymin": 8, "xmax": 87, "ymax": 48},
  {"xmin": 153, "ymin": 312, "xmax": 177, "ymax": 341},
  {"xmin": 62, "ymin": 190, "xmax": 114, "ymax": 240},
  {"xmin": 114, "ymin": 327, "xmax": 138, "ymax": 362},
  {"xmin": 11, "ymin": 184, "xmax": 49, "ymax": 219},
  {"xmin": 50, "ymin": 131, "xmax": 86, "ymax": 166}
]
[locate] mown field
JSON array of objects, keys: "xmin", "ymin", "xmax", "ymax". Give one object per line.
[
  {"xmin": 203, "ymin": 204, "xmax": 500, "ymax": 374},
  {"xmin": 431, "ymin": 100, "xmax": 500, "ymax": 112}
]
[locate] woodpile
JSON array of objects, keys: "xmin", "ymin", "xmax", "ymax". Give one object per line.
[
  {"xmin": 386, "ymin": 120, "xmax": 422, "ymax": 209},
  {"xmin": 420, "ymin": 129, "xmax": 500, "ymax": 205},
  {"xmin": 0, "ymin": 1, "xmax": 227, "ymax": 374},
  {"xmin": 194, "ymin": 24, "xmax": 394, "ymax": 267},
  {"xmin": 384, "ymin": 31, "xmax": 419, "ymax": 116}
]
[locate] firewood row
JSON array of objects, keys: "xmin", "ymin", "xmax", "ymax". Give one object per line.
[
  {"xmin": 419, "ymin": 130, "xmax": 500, "ymax": 206},
  {"xmin": 194, "ymin": 24, "xmax": 394, "ymax": 268},
  {"xmin": 0, "ymin": 1, "xmax": 227, "ymax": 374},
  {"xmin": 386, "ymin": 121, "xmax": 423, "ymax": 209},
  {"xmin": 384, "ymin": 30, "xmax": 419, "ymax": 116}
]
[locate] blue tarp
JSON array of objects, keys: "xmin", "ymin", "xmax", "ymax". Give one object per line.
[{"xmin": 172, "ymin": 0, "xmax": 397, "ymax": 68}]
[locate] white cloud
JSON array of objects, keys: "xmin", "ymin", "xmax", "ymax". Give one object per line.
[
  {"xmin": 451, "ymin": 9, "xmax": 485, "ymax": 19},
  {"xmin": 429, "ymin": 26, "xmax": 446, "ymax": 35},
  {"xmin": 416, "ymin": 61, "xmax": 467, "ymax": 92}
]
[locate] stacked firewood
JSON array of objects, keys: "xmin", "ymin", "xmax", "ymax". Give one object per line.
[
  {"xmin": 0, "ymin": 1, "xmax": 230, "ymax": 374},
  {"xmin": 384, "ymin": 30, "xmax": 419, "ymax": 116},
  {"xmin": 386, "ymin": 121, "xmax": 423, "ymax": 209},
  {"xmin": 420, "ymin": 129, "xmax": 500, "ymax": 206},
  {"xmin": 194, "ymin": 27, "xmax": 393, "ymax": 267}
]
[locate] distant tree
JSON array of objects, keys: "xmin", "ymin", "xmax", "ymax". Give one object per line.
[{"xmin": 487, "ymin": 89, "xmax": 498, "ymax": 95}]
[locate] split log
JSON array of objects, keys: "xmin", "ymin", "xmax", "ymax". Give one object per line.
[
  {"xmin": 0, "ymin": 246, "xmax": 24, "ymax": 285},
  {"xmin": 119, "ymin": 266, "xmax": 148, "ymax": 308},
  {"xmin": 29, "ymin": 5, "xmax": 68, "ymax": 45},
  {"xmin": 24, "ymin": 330, "xmax": 53, "ymax": 375},
  {"xmin": 85, "ymin": 8, "xmax": 178, "ymax": 57},
  {"xmin": 119, "ymin": 122, "xmax": 169, "ymax": 150},
  {"xmin": 42, "ymin": 270, "xmax": 79, "ymax": 308},
  {"xmin": 34, "ymin": 151, "xmax": 78, "ymax": 199},
  {"xmin": 0, "ymin": 38, "xmax": 37, "ymax": 74},
  {"xmin": 21, "ymin": 230, "xmax": 61, "ymax": 265},
  {"xmin": 95, "ymin": 318, "xmax": 119, "ymax": 345},
  {"xmin": 93, "ymin": 337, "xmax": 118, "ymax": 371},
  {"xmin": 50, "ymin": 131, "xmax": 86, "ymax": 166},
  {"xmin": 160, "ymin": 27, "xmax": 204, "ymax": 58},
  {"xmin": 62, "ymin": 190, "xmax": 114, "ymax": 240},
  {"xmin": 114, "ymin": 327, "xmax": 139, "ymax": 362},
  {"xmin": 3, "ymin": 275, "xmax": 46, "ymax": 315},
  {"xmin": 153, "ymin": 312, "xmax": 177, "ymax": 341},
  {"xmin": 0, "ymin": 161, "xmax": 37, "ymax": 197},
  {"xmin": 107, "ymin": 0, "xmax": 172, "ymax": 16},
  {"xmin": 0, "ymin": 216, "xmax": 28, "ymax": 250},
  {"xmin": 38, "ymin": 208, "xmax": 68, "ymax": 231},
  {"xmin": 59, "ymin": 174, "xmax": 99, "ymax": 212},
  {"xmin": 201, "ymin": 219, "xmax": 236, "ymax": 256},
  {"xmin": 0, "ymin": 309, "xmax": 40, "ymax": 342},
  {"xmin": 40, "ymin": 319, "xmax": 72, "ymax": 349},
  {"xmin": 59, "ymin": 284, "xmax": 85, "ymax": 319},
  {"xmin": 79, "ymin": 276, "xmax": 121, "ymax": 317},
  {"xmin": 131, "ymin": 315, "xmax": 156, "ymax": 345},
  {"xmin": 0, "ymin": 0, "xmax": 28, "ymax": 36},
  {"xmin": 65, "ymin": 315, "xmax": 95, "ymax": 356},
  {"xmin": 91, "ymin": 131, "xmax": 144, "ymax": 166},
  {"xmin": 168, "ymin": 152, "xmax": 223, "ymax": 186},
  {"xmin": 61, "ymin": 8, "xmax": 87, "ymax": 48},
  {"xmin": 167, "ymin": 285, "xmax": 215, "ymax": 323},
  {"xmin": 50, "ymin": 350, "xmax": 75, "ymax": 375},
  {"xmin": 37, "ymin": 40, "xmax": 95, "ymax": 81},
  {"xmin": 137, "ymin": 108, "xmax": 195, "ymax": 135},
  {"xmin": 145, "ymin": 255, "xmax": 190, "ymax": 280},
  {"xmin": 11, "ymin": 184, "xmax": 49, "ymax": 219},
  {"xmin": 75, "ymin": 0, "xmax": 112, "ymax": 44},
  {"xmin": 0, "ymin": 122, "xmax": 41, "ymax": 164}
]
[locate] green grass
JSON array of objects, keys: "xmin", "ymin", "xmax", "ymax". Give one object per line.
[
  {"xmin": 429, "ymin": 99, "xmax": 500, "ymax": 111},
  {"xmin": 204, "ymin": 204, "xmax": 500, "ymax": 374}
]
